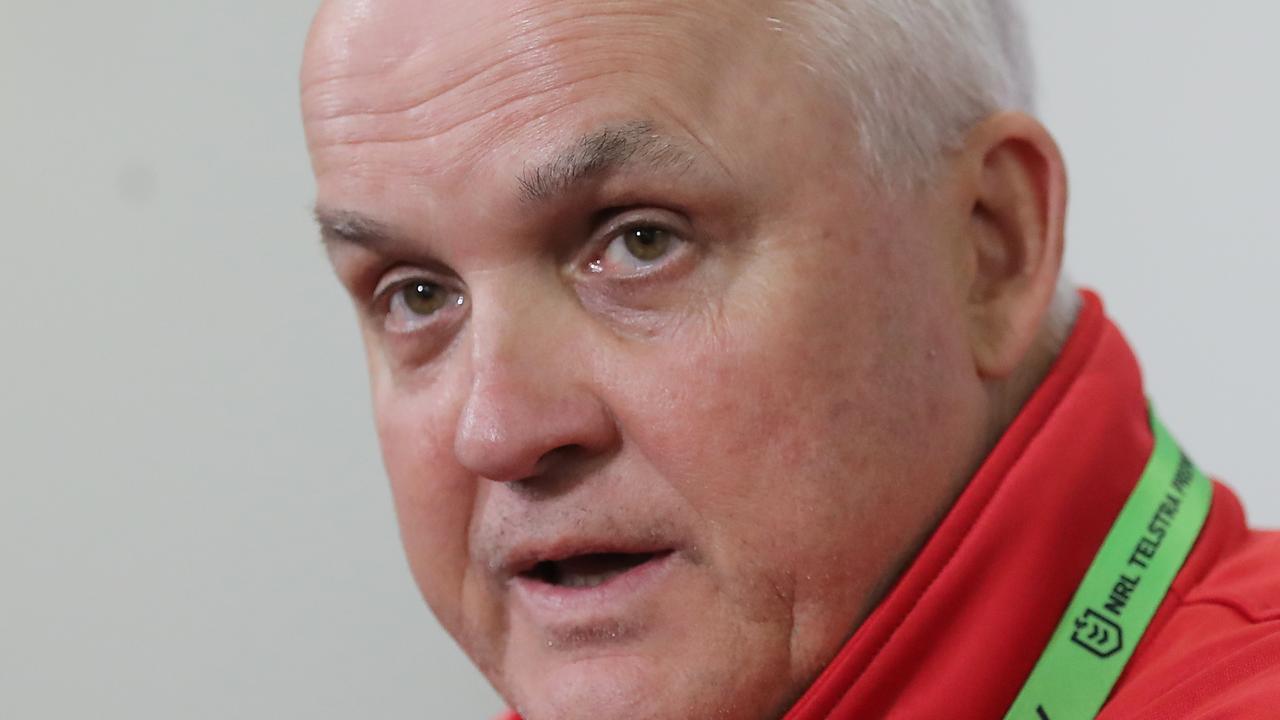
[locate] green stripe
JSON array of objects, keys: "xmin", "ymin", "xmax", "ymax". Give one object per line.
[{"xmin": 1003, "ymin": 409, "xmax": 1213, "ymax": 720}]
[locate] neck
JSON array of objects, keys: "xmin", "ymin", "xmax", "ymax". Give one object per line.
[{"xmin": 983, "ymin": 285, "xmax": 1083, "ymax": 460}]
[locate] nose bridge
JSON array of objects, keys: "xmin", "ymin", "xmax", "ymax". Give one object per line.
[{"xmin": 454, "ymin": 273, "xmax": 615, "ymax": 482}]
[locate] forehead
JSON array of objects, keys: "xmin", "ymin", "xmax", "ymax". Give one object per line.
[{"xmin": 301, "ymin": 0, "xmax": 805, "ymax": 184}]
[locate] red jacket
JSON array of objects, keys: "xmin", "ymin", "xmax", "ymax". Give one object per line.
[{"xmin": 501, "ymin": 293, "xmax": 1280, "ymax": 718}]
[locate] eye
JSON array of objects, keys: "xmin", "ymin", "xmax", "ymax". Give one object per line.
[
  {"xmin": 402, "ymin": 281, "xmax": 449, "ymax": 315},
  {"xmin": 382, "ymin": 278, "xmax": 465, "ymax": 334},
  {"xmin": 591, "ymin": 225, "xmax": 684, "ymax": 276},
  {"xmin": 619, "ymin": 226, "xmax": 673, "ymax": 262}
]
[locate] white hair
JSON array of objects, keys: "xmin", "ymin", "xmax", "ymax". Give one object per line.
[
  {"xmin": 782, "ymin": 0, "xmax": 1035, "ymax": 188},
  {"xmin": 783, "ymin": 0, "xmax": 1079, "ymax": 339}
]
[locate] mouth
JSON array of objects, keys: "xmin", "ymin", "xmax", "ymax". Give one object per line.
[
  {"xmin": 521, "ymin": 550, "xmax": 673, "ymax": 590},
  {"xmin": 503, "ymin": 537, "xmax": 683, "ymax": 630}
]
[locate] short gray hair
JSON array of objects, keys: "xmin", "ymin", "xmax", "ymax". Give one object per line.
[
  {"xmin": 782, "ymin": 0, "xmax": 1035, "ymax": 189},
  {"xmin": 782, "ymin": 2, "xmax": 1080, "ymax": 341}
]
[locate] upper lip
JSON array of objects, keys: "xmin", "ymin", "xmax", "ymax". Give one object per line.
[{"xmin": 501, "ymin": 537, "xmax": 675, "ymax": 580}]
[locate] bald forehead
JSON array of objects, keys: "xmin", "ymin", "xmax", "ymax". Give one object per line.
[
  {"xmin": 303, "ymin": 0, "xmax": 786, "ymax": 88},
  {"xmin": 303, "ymin": 0, "xmax": 813, "ymax": 171}
]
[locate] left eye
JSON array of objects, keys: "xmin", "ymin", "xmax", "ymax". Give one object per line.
[
  {"xmin": 381, "ymin": 278, "xmax": 466, "ymax": 334},
  {"xmin": 593, "ymin": 225, "xmax": 681, "ymax": 275},
  {"xmin": 399, "ymin": 281, "xmax": 451, "ymax": 317}
]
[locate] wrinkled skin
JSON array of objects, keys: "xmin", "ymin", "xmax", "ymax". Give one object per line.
[{"xmin": 301, "ymin": 1, "xmax": 1007, "ymax": 718}]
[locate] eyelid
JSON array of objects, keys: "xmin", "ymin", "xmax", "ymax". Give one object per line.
[
  {"xmin": 596, "ymin": 207, "xmax": 688, "ymax": 239},
  {"xmin": 372, "ymin": 266, "xmax": 457, "ymax": 303}
]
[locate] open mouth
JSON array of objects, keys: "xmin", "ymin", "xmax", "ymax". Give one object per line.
[{"xmin": 521, "ymin": 551, "xmax": 673, "ymax": 589}]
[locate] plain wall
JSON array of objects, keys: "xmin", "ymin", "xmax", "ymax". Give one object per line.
[{"xmin": 1, "ymin": 2, "xmax": 1275, "ymax": 718}]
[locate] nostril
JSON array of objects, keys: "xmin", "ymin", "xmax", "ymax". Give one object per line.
[
  {"xmin": 533, "ymin": 444, "xmax": 586, "ymax": 474},
  {"xmin": 505, "ymin": 444, "xmax": 597, "ymax": 499}
]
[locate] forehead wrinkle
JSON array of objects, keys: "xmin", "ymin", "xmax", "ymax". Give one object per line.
[
  {"xmin": 303, "ymin": 0, "xmax": 780, "ymax": 152},
  {"xmin": 306, "ymin": 0, "xmax": 801, "ymax": 224},
  {"xmin": 303, "ymin": 7, "xmax": 579, "ymax": 125},
  {"xmin": 303, "ymin": 1, "xmax": 699, "ymax": 125},
  {"xmin": 305, "ymin": 51, "xmax": 576, "ymax": 149},
  {"xmin": 307, "ymin": 66, "xmax": 701, "ymax": 193}
]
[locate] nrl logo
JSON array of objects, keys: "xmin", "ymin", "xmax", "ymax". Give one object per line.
[{"xmin": 1071, "ymin": 608, "xmax": 1123, "ymax": 659}]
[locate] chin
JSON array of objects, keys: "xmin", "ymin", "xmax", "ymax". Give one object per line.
[
  {"xmin": 507, "ymin": 654, "xmax": 675, "ymax": 720},
  {"xmin": 503, "ymin": 649, "xmax": 787, "ymax": 720}
]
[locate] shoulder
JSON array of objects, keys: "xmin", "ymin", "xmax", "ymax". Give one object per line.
[
  {"xmin": 1102, "ymin": 527, "xmax": 1280, "ymax": 719},
  {"xmin": 1182, "ymin": 526, "xmax": 1280, "ymax": 622}
]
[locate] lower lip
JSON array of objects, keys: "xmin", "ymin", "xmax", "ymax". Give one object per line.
[{"xmin": 510, "ymin": 551, "xmax": 677, "ymax": 621}]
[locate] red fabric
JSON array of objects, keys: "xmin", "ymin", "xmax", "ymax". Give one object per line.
[{"xmin": 496, "ymin": 292, "xmax": 1280, "ymax": 719}]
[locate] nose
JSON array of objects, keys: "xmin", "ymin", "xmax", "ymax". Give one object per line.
[{"xmin": 453, "ymin": 290, "xmax": 618, "ymax": 484}]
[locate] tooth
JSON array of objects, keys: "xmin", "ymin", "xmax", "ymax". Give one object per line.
[{"xmin": 560, "ymin": 569, "xmax": 624, "ymax": 589}]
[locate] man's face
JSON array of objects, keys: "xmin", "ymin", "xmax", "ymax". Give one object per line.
[{"xmin": 303, "ymin": 1, "xmax": 989, "ymax": 717}]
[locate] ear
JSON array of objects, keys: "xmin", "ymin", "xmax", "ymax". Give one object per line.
[{"xmin": 953, "ymin": 112, "xmax": 1068, "ymax": 379}]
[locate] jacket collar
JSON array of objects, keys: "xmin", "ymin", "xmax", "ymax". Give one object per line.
[{"xmin": 785, "ymin": 291, "xmax": 1158, "ymax": 719}]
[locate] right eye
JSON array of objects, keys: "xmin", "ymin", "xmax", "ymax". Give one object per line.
[{"xmin": 382, "ymin": 278, "xmax": 465, "ymax": 334}]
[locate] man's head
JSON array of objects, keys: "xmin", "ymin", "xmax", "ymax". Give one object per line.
[{"xmin": 301, "ymin": 1, "xmax": 1067, "ymax": 718}]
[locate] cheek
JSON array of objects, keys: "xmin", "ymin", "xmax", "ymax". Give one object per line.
[
  {"xmin": 600, "ymin": 280, "xmax": 882, "ymax": 585},
  {"xmin": 624, "ymin": 258, "xmax": 900, "ymax": 493},
  {"xmin": 599, "ymin": 229, "xmax": 981, "ymax": 644},
  {"xmin": 372, "ymin": 380, "xmax": 480, "ymax": 635}
]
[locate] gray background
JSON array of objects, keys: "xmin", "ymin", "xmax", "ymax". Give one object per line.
[{"xmin": 2, "ymin": 2, "xmax": 1276, "ymax": 718}]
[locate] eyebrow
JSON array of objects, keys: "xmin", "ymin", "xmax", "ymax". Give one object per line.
[
  {"xmin": 314, "ymin": 207, "xmax": 402, "ymax": 249},
  {"xmin": 516, "ymin": 121, "xmax": 698, "ymax": 203},
  {"xmin": 314, "ymin": 121, "xmax": 702, "ymax": 247}
]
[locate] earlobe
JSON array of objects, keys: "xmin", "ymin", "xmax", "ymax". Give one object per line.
[{"xmin": 959, "ymin": 112, "xmax": 1068, "ymax": 380}]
